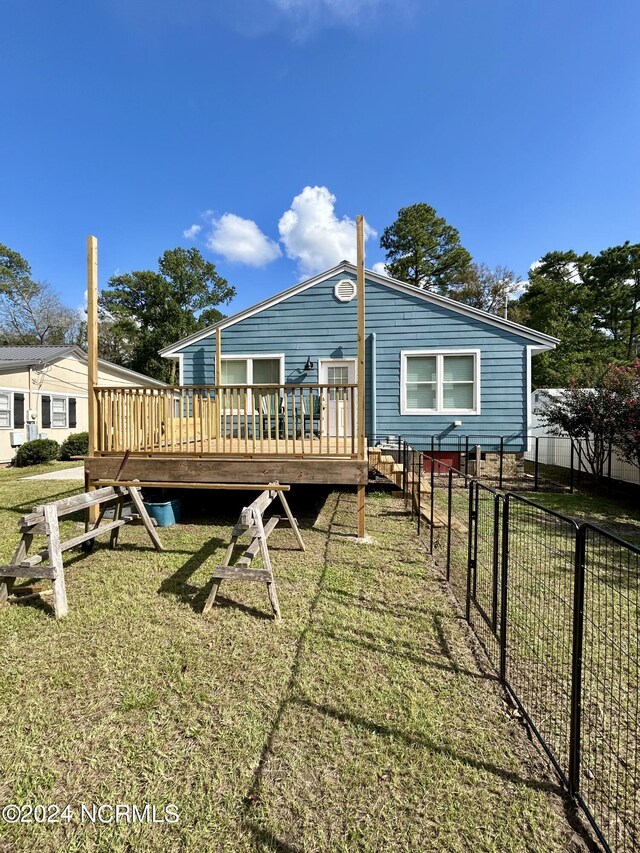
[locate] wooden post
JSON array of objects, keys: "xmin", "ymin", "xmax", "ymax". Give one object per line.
[
  {"xmin": 215, "ymin": 328, "xmax": 222, "ymax": 384},
  {"xmin": 215, "ymin": 328, "xmax": 222, "ymax": 439},
  {"xmin": 44, "ymin": 504, "xmax": 68, "ymax": 619},
  {"xmin": 87, "ymin": 236, "xmax": 99, "ymax": 456},
  {"xmin": 356, "ymin": 215, "xmax": 366, "ymax": 537},
  {"xmin": 87, "ymin": 236, "xmax": 99, "ymax": 524}
]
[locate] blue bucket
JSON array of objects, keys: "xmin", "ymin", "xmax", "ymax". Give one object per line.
[{"xmin": 143, "ymin": 498, "xmax": 182, "ymax": 527}]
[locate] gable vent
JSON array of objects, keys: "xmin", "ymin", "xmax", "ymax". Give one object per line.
[{"xmin": 334, "ymin": 279, "xmax": 357, "ymax": 303}]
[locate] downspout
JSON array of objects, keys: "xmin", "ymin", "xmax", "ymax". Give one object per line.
[{"xmin": 370, "ymin": 331, "xmax": 377, "ymax": 436}]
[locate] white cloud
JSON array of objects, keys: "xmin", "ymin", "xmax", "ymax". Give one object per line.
[
  {"xmin": 206, "ymin": 213, "xmax": 281, "ymax": 267},
  {"xmin": 278, "ymin": 186, "xmax": 376, "ymax": 278},
  {"xmin": 183, "ymin": 224, "xmax": 202, "ymax": 240},
  {"xmin": 371, "ymin": 262, "xmax": 388, "ymax": 276},
  {"xmin": 269, "ymin": 0, "xmax": 399, "ymax": 35}
]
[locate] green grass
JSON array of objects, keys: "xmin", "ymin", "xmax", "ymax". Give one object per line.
[
  {"xmin": 514, "ymin": 489, "xmax": 640, "ymax": 545},
  {"xmin": 0, "ymin": 460, "xmax": 81, "ymax": 482},
  {"xmin": 0, "ymin": 475, "xmax": 580, "ymax": 852}
]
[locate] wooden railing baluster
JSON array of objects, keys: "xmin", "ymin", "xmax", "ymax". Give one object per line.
[{"xmin": 91, "ymin": 383, "xmax": 358, "ymax": 458}]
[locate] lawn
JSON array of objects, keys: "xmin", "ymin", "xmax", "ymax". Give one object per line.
[
  {"xmin": 0, "ymin": 466, "xmax": 582, "ymax": 852},
  {"xmin": 514, "ymin": 489, "xmax": 640, "ymax": 546},
  {"xmin": 0, "ymin": 460, "xmax": 81, "ymax": 482}
]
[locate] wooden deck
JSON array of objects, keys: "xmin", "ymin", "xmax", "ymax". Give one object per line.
[{"xmin": 88, "ymin": 383, "xmax": 368, "ymax": 486}]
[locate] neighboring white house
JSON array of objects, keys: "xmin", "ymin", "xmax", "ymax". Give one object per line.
[
  {"xmin": 0, "ymin": 346, "xmax": 165, "ymax": 463},
  {"xmin": 526, "ymin": 388, "xmax": 639, "ymax": 484}
]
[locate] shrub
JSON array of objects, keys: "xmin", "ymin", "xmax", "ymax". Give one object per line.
[
  {"xmin": 59, "ymin": 431, "xmax": 89, "ymax": 461},
  {"xmin": 15, "ymin": 438, "xmax": 60, "ymax": 467}
]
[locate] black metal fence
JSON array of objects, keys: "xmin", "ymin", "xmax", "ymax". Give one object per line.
[
  {"xmin": 367, "ymin": 432, "xmax": 640, "ymax": 494},
  {"xmin": 379, "ymin": 441, "xmax": 640, "ymax": 853}
]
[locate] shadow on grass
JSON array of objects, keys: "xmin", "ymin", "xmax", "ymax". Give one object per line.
[
  {"xmin": 314, "ymin": 624, "xmax": 495, "ymax": 683},
  {"xmin": 291, "ymin": 695, "xmax": 562, "ymax": 795},
  {"xmin": 324, "ymin": 586, "xmax": 449, "ymax": 619},
  {"xmin": 8, "ymin": 589, "xmax": 56, "ymax": 617},
  {"xmin": 212, "ymin": 594, "xmax": 274, "ymax": 621},
  {"xmin": 158, "ymin": 536, "xmax": 226, "ymax": 611}
]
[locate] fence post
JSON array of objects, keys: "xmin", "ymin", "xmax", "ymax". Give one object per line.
[
  {"xmin": 446, "ymin": 468, "xmax": 452, "ymax": 580},
  {"xmin": 570, "ymin": 442, "xmax": 575, "ymax": 494},
  {"xmin": 402, "ymin": 439, "xmax": 408, "ymax": 506},
  {"xmin": 465, "ymin": 481, "xmax": 475, "ymax": 622},
  {"xmin": 568, "ymin": 525, "xmax": 586, "ymax": 798},
  {"xmin": 534, "ymin": 436, "xmax": 540, "ymax": 491},
  {"xmin": 499, "ymin": 436, "xmax": 504, "ymax": 489},
  {"xmin": 499, "ymin": 495, "xmax": 509, "ymax": 682},
  {"xmin": 464, "ymin": 435, "xmax": 470, "ymax": 485},
  {"xmin": 491, "ymin": 494, "xmax": 501, "ymax": 634},
  {"xmin": 410, "ymin": 450, "xmax": 415, "ymax": 521},
  {"xmin": 417, "ymin": 452, "xmax": 422, "ymax": 535},
  {"xmin": 430, "ymin": 444, "xmax": 435, "ymax": 555}
]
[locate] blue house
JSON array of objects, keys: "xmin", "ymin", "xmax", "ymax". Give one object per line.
[{"xmin": 159, "ymin": 261, "xmax": 557, "ymax": 458}]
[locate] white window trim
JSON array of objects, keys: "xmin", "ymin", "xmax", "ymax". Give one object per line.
[
  {"xmin": 400, "ymin": 349, "xmax": 481, "ymax": 415},
  {"xmin": 219, "ymin": 354, "xmax": 285, "ymax": 385},
  {"xmin": 0, "ymin": 390, "xmax": 13, "ymax": 430},
  {"xmin": 50, "ymin": 395, "xmax": 69, "ymax": 429}
]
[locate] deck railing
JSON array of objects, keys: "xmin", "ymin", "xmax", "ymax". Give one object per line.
[{"xmin": 94, "ymin": 384, "xmax": 359, "ymax": 457}]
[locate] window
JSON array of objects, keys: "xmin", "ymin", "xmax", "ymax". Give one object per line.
[
  {"xmin": 220, "ymin": 355, "xmax": 283, "ymax": 386},
  {"xmin": 401, "ymin": 350, "xmax": 480, "ymax": 414},
  {"xmin": 51, "ymin": 396, "xmax": 68, "ymax": 428},
  {"xmin": 0, "ymin": 392, "xmax": 11, "ymax": 428},
  {"xmin": 327, "ymin": 366, "xmax": 349, "ymax": 384}
]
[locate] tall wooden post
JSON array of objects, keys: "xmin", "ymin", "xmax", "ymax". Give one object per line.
[
  {"xmin": 215, "ymin": 328, "xmax": 222, "ymax": 437},
  {"xmin": 87, "ymin": 237, "xmax": 99, "ymax": 524},
  {"xmin": 215, "ymin": 329, "xmax": 222, "ymax": 384},
  {"xmin": 356, "ymin": 215, "xmax": 366, "ymax": 537},
  {"xmin": 87, "ymin": 236, "xmax": 99, "ymax": 457}
]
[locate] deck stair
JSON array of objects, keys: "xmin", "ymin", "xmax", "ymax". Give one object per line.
[
  {"xmin": 368, "ymin": 449, "xmax": 404, "ymax": 487},
  {"xmin": 370, "ymin": 448, "xmax": 467, "ymax": 533}
]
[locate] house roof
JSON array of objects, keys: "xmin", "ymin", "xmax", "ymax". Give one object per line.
[
  {"xmin": 0, "ymin": 345, "xmax": 80, "ymax": 368},
  {"xmin": 159, "ymin": 261, "xmax": 560, "ymax": 358},
  {"xmin": 0, "ymin": 345, "xmax": 167, "ymax": 386}
]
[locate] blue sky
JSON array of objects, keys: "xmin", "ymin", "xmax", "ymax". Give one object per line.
[{"xmin": 1, "ymin": 0, "xmax": 639, "ymax": 316}]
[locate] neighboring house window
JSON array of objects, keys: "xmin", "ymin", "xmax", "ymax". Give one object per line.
[
  {"xmin": 401, "ymin": 350, "xmax": 480, "ymax": 414},
  {"xmin": 42, "ymin": 395, "xmax": 75, "ymax": 429},
  {"xmin": 220, "ymin": 356, "xmax": 283, "ymax": 385},
  {"xmin": 51, "ymin": 397, "xmax": 68, "ymax": 428},
  {"xmin": 41, "ymin": 395, "xmax": 76, "ymax": 429},
  {"xmin": 0, "ymin": 392, "xmax": 11, "ymax": 428}
]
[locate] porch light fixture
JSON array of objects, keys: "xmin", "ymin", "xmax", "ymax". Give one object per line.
[{"xmin": 303, "ymin": 356, "xmax": 314, "ymax": 371}]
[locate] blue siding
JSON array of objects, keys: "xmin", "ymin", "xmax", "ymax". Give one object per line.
[{"xmin": 178, "ymin": 273, "xmax": 534, "ymax": 438}]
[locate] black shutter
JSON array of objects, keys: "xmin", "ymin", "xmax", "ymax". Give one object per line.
[
  {"xmin": 13, "ymin": 393, "xmax": 25, "ymax": 429},
  {"xmin": 69, "ymin": 398, "xmax": 77, "ymax": 428},
  {"xmin": 42, "ymin": 395, "xmax": 51, "ymax": 428}
]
